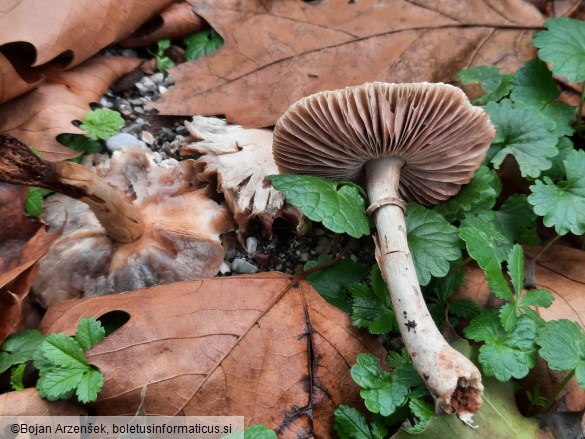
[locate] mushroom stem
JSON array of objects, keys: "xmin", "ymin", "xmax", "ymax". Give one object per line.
[
  {"xmin": 365, "ymin": 157, "xmax": 483, "ymax": 415},
  {"xmin": 0, "ymin": 134, "xmax": 144, "ymax": 244}
]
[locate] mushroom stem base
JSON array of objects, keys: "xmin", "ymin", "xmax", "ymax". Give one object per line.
[{"xmin": 365, "ymin": 157, "xmax": 483, "ymax": 415}]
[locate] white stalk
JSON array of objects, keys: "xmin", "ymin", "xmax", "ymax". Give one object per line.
[{"xmin": 365, "ymin": 157, "xmax": 483, "ymax": 416}]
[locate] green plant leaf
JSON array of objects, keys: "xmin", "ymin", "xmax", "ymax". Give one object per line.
[
  {"xmin": 41, "ymin": 333, "xmax": 88, "ymax": 369},
  {"xmin": 542, "ymin": 102, "xmax": 576, "ymax": 138},
  {"xmin": 457, "ymin": 66, "xmax": 513, "ymax": 104},
  {"xmin": 0, "ymin": 329, "xmax": 45, "ymax": 373},
  {"xmin": 57, "ymin": 133, "xmax": 99, "ymax": 163},
  {"xmin": 528, "ymin": 149, "xmax": 585, "ymax": 235},
  {"xmin": 350, "ymin": 284, "xmax": 395, "ymax": 335},
  {"xmin": 269, "ymin": 174, "xmax": 370, "ymax": 238},
  {"xmin": 485, "ymin": 99, "xmax": 558, "ymax": 179},
  {"xmin": 75, "ymin": 368, "xmax": 104, "ymax": 403},
  {"xmin": 75, "ymin": 317, "xmax": 105, "ymax": 351},
  {"xmin": 10, "ymin": 363, "xmax": 26, "ymax": 391},
  {"xmin": 334, "ymin": 405, "xmax": 386, "ymax": 439},
  {"xmin": 464, "ymin": 311, "xmax": 537, "ymax": 381},
  {"xmin": 507, "ymin": 244, "xmax": 524, "ymax": 299},
  {"xmin": 157, "ymin": 38, "xmax": 171, "ymax": 51},
  {"xmin": 495, "ymin": 194, "xmax": 538, "ymax": 245},
  {"xmin": 543, "ymin": 137, "xmax": 574, "ymax": 181},
  {"xmin": 434, "ymin": 166, "xmax": 499, "ymax": 221},
  {"xmin": 510, "ymin": 59, "xmax": 559, "ymax": 108},
  {"xmin": 351, "ymin": 353, "xmax": 409, "ymax": 416},
  {"xmin": 537, "ymin": 319, "xmax": 585, "ymax": 386},
  {"xmin": 449, "ymin": 300, "xmax": 482, "ymax": 320},
  {"xmin": 37, "ymin": 368, "xmax": 85, "ymax": 400},
  {"xmin": 304, "ymin": 258, "xmax": 369, "ymax": 313},
  {"xmin": 405, "ymin": 204, "xmax": 461, "ymax": 286},
  {"xmin": 519, "ymin": 289, "xmax": 554, "ymax": 309},
  {"xmin": 184, "ymin": 29, "xmax": 224, "ymax": 61},
  {"xmin": 406, "ymin": 398, "xmax": 434, "ymax": 433},
  {"xmin": 533, "ymin": 17, "xmax": 585, "ymax": 84},
  {"xmin": 25, "ymin": 187, "xmax": 51, "ymax": 216},
  {"xmin": 79, "ymin": 108, "xmax": 124, "ymax": 141}
]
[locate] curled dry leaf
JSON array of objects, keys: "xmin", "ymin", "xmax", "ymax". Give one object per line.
[
  {"xmin": 184, "ymin": 116, "xmax": 304, "ymax": 235},
  {"xmin": 40, "ymin": 273, "xmax": 384, "ymax": 437},
  {"xmin": 0, "ymin": 0, "xmax": 173, "ymax": 104},
  {"xmin": 0, "ymin": 388, "xmax": 86, "ymax": 416},
  {"xmin": 31, "ymin": 148, "xmax": 233, "ymax": 307},
  {"xmin": 121, "ymin": 1, "xmax": 207, "ymax": 47},
  {"xmin": 153, "ymin": 0, "xmax": 548, "ymax": 127},
  {"xmin": 0, "ymin": 56, "xmax": 142, "ymax": 161}
]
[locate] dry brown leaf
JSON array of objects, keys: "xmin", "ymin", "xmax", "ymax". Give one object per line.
[
  {"xmin": 0, "ymin": 56, "xmax": 142, "ymax": 161},
  {"xmin": 0, "ymin": 388, "xmax": 86, "ymax": 416},
  {"xmin": 121, "ymin": 1, "xmax": 207, "ymax": 47},
  {"xmin": 40, "ymin": 273, "xmax": 384, "ymax": 437},
  {"xmin": 152, "ymin": 0, "xmax": 564, "ymax": 127},
  {"xmin": 0, "ymin": 0, "xmax": 173, "ymax": 104},
  {"xmin": 184, "ymin": 116, "xmax": 305, "ymax": 235}
]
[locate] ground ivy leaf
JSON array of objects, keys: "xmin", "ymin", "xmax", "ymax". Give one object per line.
[
  {"xmin": 305, "ymin": 258, "xmax": 369, "ymax": 313},
  {"xmin": 37, "ymin": 368, "xmax": 85, "ymax": 400},
  {"xmin": 75, "ymin": 317, "xmax": 105, "ymax": 351},
  {"xmin": 537, "ymin": 319, "xmax": 585, "ymax": 382},
  {"xmin": 510, "ymin": 59, "xmax": 559, "ymax": 108},
  {"xmin": 457, "ymin": 66, "xmax": 513, "ymax": 104},
  {"xmin": 542, "ymin": 102, "xmax": 576, "ymax": 138},
  {"xmin": 269, "ymin": 174, "xmax": 370, "ymax": 238},
  {"xmin": 533, "ymin": 17, "xmax": 585, "ymax": 84},
  {"xmin": 528, "ymin": 149, "xmax": 585, "ymax": 235},
  {"xmin": 485, "ymin": 99, "xmax": 558, "ymax": 178},
  {"xmin": 79, "ymin": 108, "xmax": 124, "ymax": 141},
  {"xmin": 0, "ymin": 329, "xmax": 45, "ymax": 373},
  {"xmin": 350, "ymin": 284, "xmax": 395, "ymax": 334},
  {"xmin": 41, "ymin": 333, "xmax": 88, "ymax": 369},
  {"xmin": 351, "ymin": 353, "xmax": 409, "ymax": 416},
  {"xmin": 76, "ymin": 368, "xmax": 104, "ymax": 403},
  {"xmin": 184, "ymin": 29, "xmax": 224, "ymax": 61},
  {"xmin": 334, "ymin": 405, "xmax": 375, "ymax": 439},
  {"xmin": 405, "ymin": 204, "xmax": 460, "ymax": 286},
  {"xmin": 465, "ymin": 311, "xmax": 537, "ymax": 381},
  {"xmin": 544, "ymin": 137, "xmax": 574, "ymax": 182},
  {"xmin": 495, "ymin": 194, "xmax": 539, "ymax": 245}
]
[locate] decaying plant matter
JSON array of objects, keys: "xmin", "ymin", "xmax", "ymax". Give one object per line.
[
  {"xmin": 272, "ymin": 82, "xmax": 495, "ymax": 418},
  {"xmin": 0, "ymin": 134, "xmax": 233, "ymax": 307}
]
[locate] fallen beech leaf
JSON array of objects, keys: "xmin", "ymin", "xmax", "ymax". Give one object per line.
[
  {"xmin": 121, "ymin": 1, "xmax": 207, "ymax": 47},
  {"xmin": 0, "ymin": 0, "xmax": 173, "ymax": 104},
  {"xmin": 0, "ymin": 56, "xmax": 142, "ymax": 161},
  {"xmin": 153, "ymin": 0, "xmax": 548, "ymax": 127},
  {"xmin": 184, "ymin": 116, "xmax": 304, "ymax": 234},
  {"xmin": 0, "ymin": 388, "xmax": 86, "ymax": 416},
  {"xmin": 40, "ymin": 273, "xmax": 384, "ymax": 437}
]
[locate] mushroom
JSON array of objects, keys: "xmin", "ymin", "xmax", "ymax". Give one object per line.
[
  {"xmin": 0, "ymin": 134, "xmax": 233, "ymax": 307},
  {"xmin": 272, "ymin": 82, "xmax": 495, "ymax": 417}
]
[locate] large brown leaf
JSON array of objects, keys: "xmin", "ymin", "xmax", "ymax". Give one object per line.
[
  {"xmin": 0, "ymin": 56, "xmax": 141, "ymax": 161},
  {"xmin": 0, "ymin": 388, "xmax": 86, "ymax": 416},
  {"xmin": 152, "ymin": 0, "xmax": 570, "ymax": 127},
  {"xmin": 0, "ymin": 0, "xmax": 173, "ymax": 104},
  {"xmin": 40, "ymin": 273, "xmax": 384, "ymax": 437}
]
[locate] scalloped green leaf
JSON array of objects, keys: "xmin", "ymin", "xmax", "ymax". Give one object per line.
[
  {"xmin": 528, "ymin": 149, "xmax": 585, "ymax": 235},
  {"xmin": 269, "ymin": 174, "xmax": 369, "ymax": 238},
  {"xmin": 457, "ymin": 66, "xmax": 513, "ymax": 104},
  {"xmin": 495, "ymin": 194, "xmax": 538, "ymax": 245},
  {"xmin": 510, "ymin": 59, "xmax": 559, "ymax": 108},
  {"xmin": 533, "ymin": 17, "xmax": 585, "ymax": 84},
  {"xmin": 485, "ymin": 99, "xmax": 558, "ymax": 178}
]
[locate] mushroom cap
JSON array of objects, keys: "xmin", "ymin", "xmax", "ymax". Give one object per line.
[{"xmin": 273, "ymin": 82, "xmax": 495, "ymax": 205}]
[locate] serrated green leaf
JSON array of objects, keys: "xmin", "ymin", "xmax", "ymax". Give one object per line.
[
  {"xmin": 434, "ymin": 166, "xmax": 499, "ymax": 221},
  {"xmin": 305, "ymin": 258, "xmax": 369, "ymax": 313},
  {"xmin": 37, "ymin": 368, "xmax": 85, "ymax": 400},
  {"xmin": 405, "ymin": 204, "xmax": 461, "ymax": 286},
  {"xmin": 457, "ymin": 66, "xmax": 513, "ymax": 104},
  {"xmin": 543, "ymin": 137, "xmax": 574, "ymax": 181},
  {"xmin": 510, "ymin": 59, "xmax": 559, "ymax": 108},
  {"xmin": 350, "ymin": 284, "xmax": 395, "ymax": 334},
  {"xmin": 76, "ymin": 368, "xmax": 104, "ymax": 403},
  {"xmin": 541, "ymin": 102, "xmax": 576, "ymax": 138},
  {"xmin": 0, "ymin": 329, "xmax": 45, "ymax": 373},
  {"xmin": 10, "ymin": 363, "xmax": 26, "ymax": 391},
  {"xmin": 79, "ymin": 108, "xmax": 124, "ymax": 141},
  {"xmin": 519, "ymin": 289, "xmax": 554, "ymax": 308},
  {"xmin": 465, "ymin": 311, "xmax": 537, "ymax": 381},
  {"xmin": 499, "ymin": 303, "xmax": 518, "ymax": 332},
  {"xmin": 75, "ymin": 317, "xmax": 105, "ymax": 351},
  {"xmin": 41, "ymin": 333, "xmax": 88, "ymax": 369},
  {"xmin": 426, "ymin": 264, "xmax": 465, "ymax": 303},
  {"xmin": 449, "ymin": 299, "xmax": 482, "ymax": 320},
  {"xmin": 184, "ymin": 29, "xmax": 224, "ymax": 61},
  {"xmin": 334, "ymin": 405, "xmax": 375, "ymax": 439},
  {"xmin": 351, "ymin": 354, "xmax": 409, "ymax": 416},
  {"xmin": 528, "ymin": 149, "xmax": 585, "ymax": 235},
  {"xmin": 157, "ymin": 38, "xmax": 171, "ymax": 51},
  {"xmin": 485, "ymin": 100, "xmax": 558, "ymax": 178},
  {"xmin": 537, "ymin": 319, "xmax": 585, "ymax": 380},
  {"xmin": 57, "ymin": 133, "xmax": 99, "ymax": 163},
  {"xmin": 507, "ymin": 244, "xmax": 524, "ymax": 299},
  {"xmin": 533, "ymin": 17, "xmax": 585, "ymax": 84},
  {"xmin": 495, "ymin": 194, "xmax": 539, "ymax": 245},
  {"xmin": 406, "ymin": 398, "xmax": 434, "ymax": 433},
  {"xmin": 25, "ymin": 187, "xmax": 45, "ymax": 216},
  {"xmin": 269, "ymin": 174, "xmax": 370, "ymax": 238}
]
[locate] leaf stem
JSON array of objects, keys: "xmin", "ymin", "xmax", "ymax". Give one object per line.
[{"xmin": 543, "ymin": 369, "xmax": 575, "ymax": 411}]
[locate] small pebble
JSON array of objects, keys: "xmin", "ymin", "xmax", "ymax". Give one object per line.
[
  {"xmin": 299, "ymin": 251, "xmax": 310, "ymax": 262},
  {"xmin": 139, "ymin": 76, "xmax": 157, "ymax": 93},
  {"xmin": 106, "ymin": 133, "xmax": 146, "ymax": 152},
  {"xmin": 158, "ymin": 86, "xmax": 168, "ymax": 94},
  {"xmin": 100, "ymin": 97, "xmax": 113, "ymax": 108},
  {"xmin": 350, "ymin": 254, "xmax": 358, "ymax": 263},
  {"xmin": 315, "ymin": 236, "xmax": 332, "ymax": 255},
  {"xmin": 231, "ymin": 258, "xmax": 259, "ymax": 274},
  {"xmin": 149, "ymin": 72, "xmax": 164, "ymax": 83},
  {"xmin": 246, "ymin": 237, "xmax": 258, "ymax": 257},
  {"xmin": 219, "ymin": 261, "xmax": 231, "ymax": 274},
  {"xmin": 141, "ymin": 131, "xmax": 155, "ymax": 145}
]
